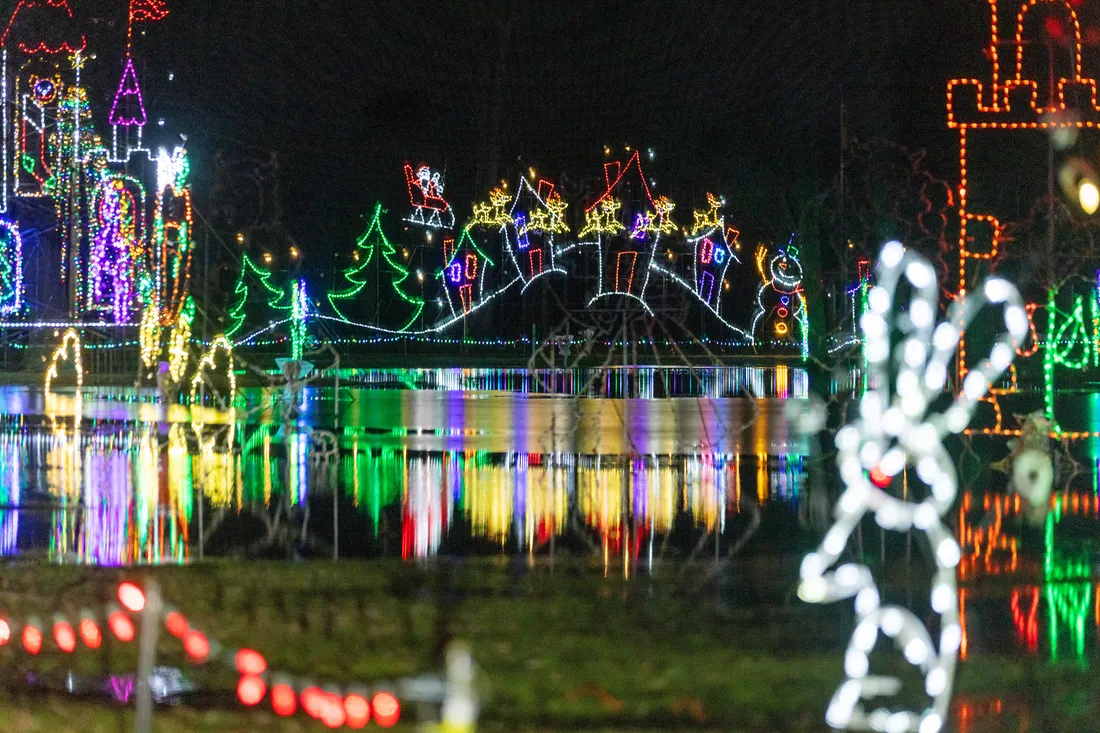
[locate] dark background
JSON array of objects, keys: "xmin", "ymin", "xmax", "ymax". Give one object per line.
[{"xmin": 105, "ymin": 0, "xmax": 1000, "ymax": 251}]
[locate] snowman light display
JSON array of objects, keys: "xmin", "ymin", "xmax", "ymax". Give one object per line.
[{"xmin": 750, "ymin": 242, "xmax": 807, "ymax": 356}]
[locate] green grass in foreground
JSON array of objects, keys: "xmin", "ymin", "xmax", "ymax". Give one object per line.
[{"xmin": 0, "ymin": 559, "xmax": 1092, "ymax": 731}]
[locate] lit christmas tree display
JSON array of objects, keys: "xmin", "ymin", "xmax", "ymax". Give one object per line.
[
  {"xmin": 225, "ymin": 254, "xmax": 283, "ymax": 340},
  {"xmin": 327, "ymin": 202, "xmax": 424, "ymax": 332}
]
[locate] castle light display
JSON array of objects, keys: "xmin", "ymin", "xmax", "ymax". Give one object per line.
[
  {"xmin": 947, "ymin": 0, "xmax": 1100, "ymax": 437},
  {"xmin": 0, "ymin": 0, "xmax": 190, "ymax": 332}
]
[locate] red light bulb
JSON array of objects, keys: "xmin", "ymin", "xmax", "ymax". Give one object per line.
[
  {"xmin": 183, "ymin": 630, "xmax": 210, "ymax": 661},
  {"xmin": 22, "ymin": 625, "xmax": 42, "ymax": 655},
  {"xmin": 372, "ymin": 691, "xmax": 400, "ymax": 727},
  {"xmin": 235, "ymin": 648, "xmax": 267, "ymax": 676},
  {"xmin": 300, "ymin": 686, "xmax": 324, "ymax": 719},
  {"xmin": 117, "ymin": 582, "xmax": 146, "ymax": 613},
  {"xmin": 79, "ymin": 619, "xmax": 102, "ymax": 649},
  {"xmin": 237, "ymin": 674, "xmax": 267, "ymax": 707},
  {"xmin": 108, "ymin": 612, "xmax": 135, "ymax": 643},
  {"xmin": 320, "ymin": 693, "xmax": 346, "ymax": 729},
  {"xmin": 53, "ymin": 622, "xmax": 76, "ymax": 653},
  {"xmin": 271, "ymin": 683, "xmax": 297, "ymax": 717},
  {"xmin": 164, "ymin": 611, "xmax": 188, "ymax": 638},
  {"xmin": 344, "ymin": 693, "xmax": 371, "ymax": 729}
]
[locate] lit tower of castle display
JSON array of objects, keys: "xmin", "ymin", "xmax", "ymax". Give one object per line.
[
  {"xmin": 947, "ymin": 0, "xmax": 1100, "ymax": 436},
  {"xmin": 0, "ymin": 0, "xmax": 180, "ymax": 325}
]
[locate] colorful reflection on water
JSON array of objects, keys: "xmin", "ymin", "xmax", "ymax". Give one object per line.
[
  {"xmin": 0, "ymin": 386, "xmax": 807, "ymax": 566},
  {"xmin": 959, "ymin": 490, "xmax": 1100, "ymax": 665}
]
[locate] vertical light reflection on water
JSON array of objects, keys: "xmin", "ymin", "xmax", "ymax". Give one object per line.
[
  {"xmin": 1044, "ymin": 496, "xmax": 1091, "ymax": 663},
  {"xmin": 0, "ymin": 433, "xmax": 19, "ymax": 555}
]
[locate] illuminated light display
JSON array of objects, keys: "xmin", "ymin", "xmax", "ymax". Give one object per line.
[
  {"xmin": 581, "ymin": 151, "xmax": 670, "ymax": 306},
  {"xmin": 1, "ymin": 0, "xmax": 86, "ymax": 55},
  {"xmin": 87, "ymin": 176, "xmax": 144, "ymax": 322},
  {"xmin": 226, "ymin": 254, "xmax": 282, "ymax": 339},
  {"xmin": 439, "ymin": 227, "xmax": 494, "ymax": 319},
  {"xmin": 799, "ymin": 241, "xmax": 1027, "ymax": 733},
  {"xmin": 947, "ymin": 0, "xmax": 1100, "ymax": 436},
  {"xmin": 372, "ymin": 691, "xmax": 401, "ymax": 727},
  {"xmin": 128, "ymin": 0, "xmax": 169, "ymax": 48},
  {"xmin": 578, "ymin": 198, "xmax": 625, "ymax": 237},
  {"xmin": 502, "ymin": 177, "xmax": 569, "ymax": 288},
  {"xmin": 78, "ymin": 618, "xmax": 101, "ymax": 649},
  {"xmin": 189, "ymin": 335, "xmax": 235, "ymax": 405},
  {"xmin": 750, "ymin": 242, "xmax": 808, "ymax": 358},
  {"xmin": 21, "ymin": 622, "xmax": 41, "ymax": 655},
  {"xmin": 403, "ymin": 162, "xmax": 454, "ymax": 229},
  {"xmin": 108, "ymin": 57, "xmax": 145, "ymax": 127},
  {"xmin": 327, "ymin": 202, "xmax": 424, "ymax": 331},
  {"xmin": 117, "ymin": 582, "xmax": 145, "ymax": 613},
  {"xmin": 271, "ymin": 682, "xmax": 297, "ymax": 717},
  {"xmin": 44, "ymin": 328, "xmax": 83, "ymax": 391},
  {"xmin": 237, "ymin": 675, "xmax": 266, "ymax": 707},
  {"xmin": 167, "ymin": 295, "xmax": 194, "ymax": 383},
  {"xmin": 52, "ymin": 620, "xmax": 76, "ymax": 653},
  {"xmin": 107, "ymin": 611, "xmax": 134, "ymax": 642},
  {"xmin": 182, "ymin": 629, "xmax": 210, "ymax": 661},
  {"xmin": 0, "ymin": 219, "xmax": 22, "ymax": 314},
  {"xmin": 139, "ymin": 301, "xmax": 160, "ymax": 368},
  {"xmin": 153, "ymin": 146, "xmax": 194, "ymax": 326},
  {"xmin": 468, "ymin": 187, "xmax": 512, "ymax": 229},
  {"xmin": 688, "ymin": 196, "xmax": 739, "ymax": 311}
]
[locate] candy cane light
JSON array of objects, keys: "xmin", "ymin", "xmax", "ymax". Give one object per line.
[{"xmin": 799, "ymin": 240, "xmax": 1027, "ymax": 733}]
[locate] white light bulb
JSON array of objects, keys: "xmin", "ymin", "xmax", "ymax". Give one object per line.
[
  {"xmin": 963, "ymin": 371, "xmax": 987, "ymax": 399},
  {"xmin": 853, "ymin": 620, "xmax": 878, "ymax": 651},
  {"xmin": 924, "ymin": 362, "xmax": 947, "ymax": 390},
  {"xmin": 881, "ymin": 608, "xmax": 904, "ymax": 636},
  {"xmin": 904, "ymin": 638, "xmax": 929, "ymax": 665},
  {"xmin": 931, "ymin": 583, "xmax": 953, "ymax": 613},
  {"xmin": 855, "ymin": 587, "xmax": 880, "ymax": 615},
  {"xmin": 798, "ymin": 577, "xmax": 828, "ymax": 603},
  {"xmin": 835, "ymin": 564, "xmax": 860, "ymax": 587},
  {"xmin": 845, "ymin": 649, "xmax": 870, "ymax": 678},
  {"xmin": 910, "ymin": 298, "xmax": 933, "ymax": 328},
  {"xmin": 1005, "ymin": 305, "xmax": 1028, "ymax": 337},
  {"xmin": 906, "ymin": 261, "xmax": 934, "ymax": 288},
  {"xmin": 940, "ymin": 624, "xmax": 962, "ymax": 653},
  {"xmin": 868, "ymin": 286, "xmax": 891, "ymax": 314},
  {"xmin": 880, "ymin": 241, "xmax": 904, "ymax": 268},
  {"xmin": 925, "ymin": 670, "xmax": 948, "ymax": 698},
  {"xmin": 936, "ymin": 538, "xmax": 961, "ymax": 568},
  {"xmin": 983, "ymin": 277, "xmax": 1010, "ymax": 303},
  {"xmin": 914, "ymin": 503, "xmax": 938, "ymax": 530},
  {"xmin": 904, "ymin": 339, "xmax": 927, "ymax": 368},
  {"xmin": 933, "ymin": 322, "xmax": 958, "ymax": 351}
]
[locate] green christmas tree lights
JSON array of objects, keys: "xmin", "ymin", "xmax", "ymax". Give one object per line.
[
  {"xmin": 328, "ymin": 202, "xmax": 424, "ymax": 332},
  {"xmin": 226, "ymin": 253, "xmax": 283, "ymax": 339}
]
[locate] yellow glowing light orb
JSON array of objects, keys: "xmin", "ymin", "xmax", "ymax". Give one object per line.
[{"xmin": 1080, "ymin": 180, "xmax": 1100, "ymax": 215}]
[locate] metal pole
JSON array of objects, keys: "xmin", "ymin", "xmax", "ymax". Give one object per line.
[
  {"xmin": 198, "ymin": 493, "xmax": 204, "ymax": 561},
  {"xmin": 134, "ymin": 578, "xmax": 162, "ymax": 733}
]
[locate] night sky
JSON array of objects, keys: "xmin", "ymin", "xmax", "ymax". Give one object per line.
[{"xmin": 14, "ymin": 1, "xmax": 1094, "ymax": 260}]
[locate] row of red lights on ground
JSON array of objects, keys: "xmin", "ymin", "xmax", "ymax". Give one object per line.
[{"xmin": 0, "ymin": 582, "xmax": 401, "ymax": 728}]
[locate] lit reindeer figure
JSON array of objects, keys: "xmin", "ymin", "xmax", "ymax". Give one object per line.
[{"xmin": 798, "ymin": 241, "xmax": 1027, "ymax": 733}]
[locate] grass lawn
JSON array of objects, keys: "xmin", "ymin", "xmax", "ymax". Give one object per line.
[{"xmin": 0, "ymin": 558, "xmax": 1091, "ymax": 731}]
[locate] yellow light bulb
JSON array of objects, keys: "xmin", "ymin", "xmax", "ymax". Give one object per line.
[{"xmin": 1080, "ymin": 180, "xmax": 1100, "ymax": 215}]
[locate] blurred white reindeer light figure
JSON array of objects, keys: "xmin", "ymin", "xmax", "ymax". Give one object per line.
[{"xmin": 798, "ymin": 241, "xmax": 1028, "ymax": 733}]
